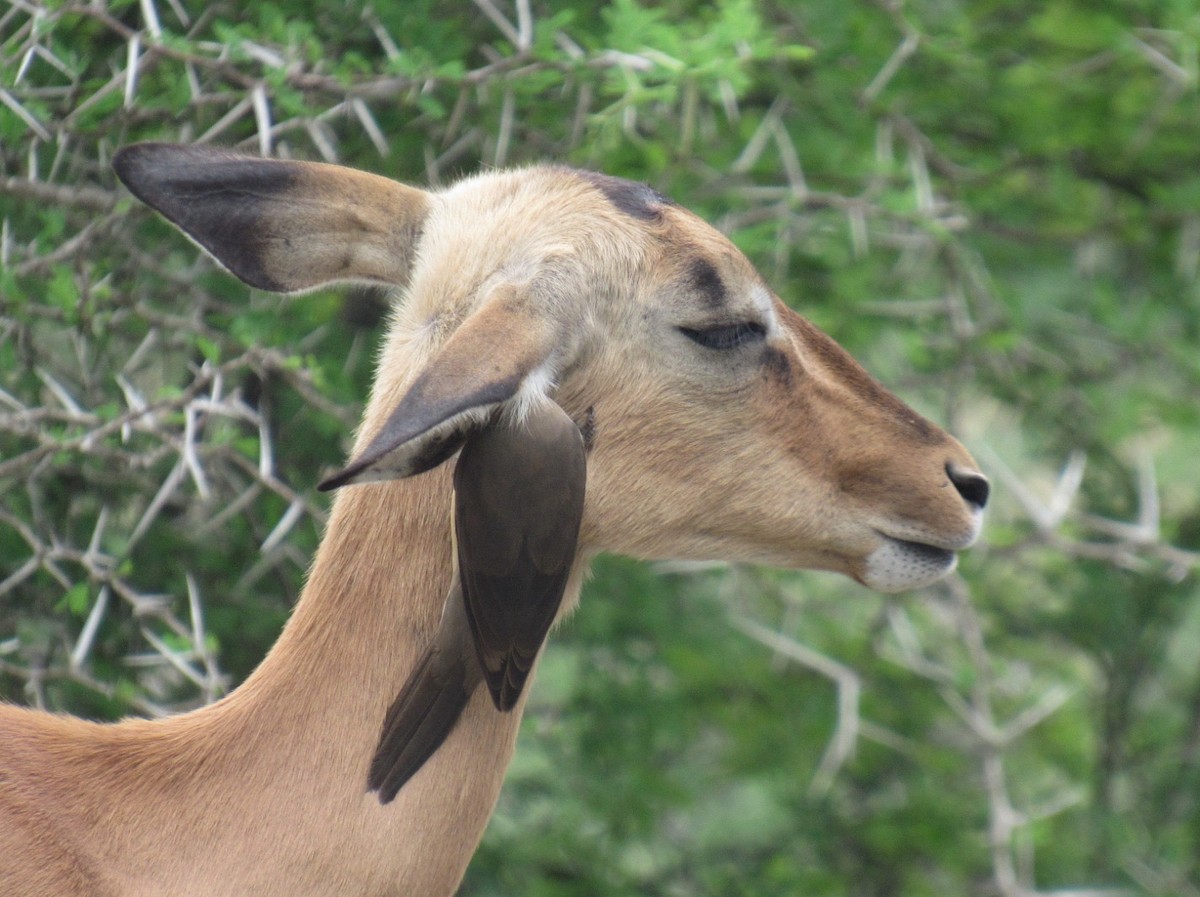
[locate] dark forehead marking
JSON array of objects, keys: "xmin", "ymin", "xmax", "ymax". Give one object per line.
[
  {"xmin": 576, "ymin": 170, "xmax": 672, "ymax": 221},
  {"xmin": 685, "ymin": 256, "xmax": 727, "ymax": 308}
]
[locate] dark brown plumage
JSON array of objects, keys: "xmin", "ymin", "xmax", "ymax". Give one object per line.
[{"xmin": 369, "ymin": 401, "xmax": 587, "ymax": 803}]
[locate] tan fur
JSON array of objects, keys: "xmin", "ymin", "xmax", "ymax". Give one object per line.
[{"xmin": 0, "ymin": 150, "xmax": 987, "ymax": 896}]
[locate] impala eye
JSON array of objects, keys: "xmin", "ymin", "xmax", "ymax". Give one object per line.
[{"xmin": 678, "ymin": 321, "xmax": 767, "ymax": 351}]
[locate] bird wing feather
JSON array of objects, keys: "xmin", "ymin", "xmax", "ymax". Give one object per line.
[{"xmin": 454, "ymin": 403, "xmax": 586, "ymax": 711}]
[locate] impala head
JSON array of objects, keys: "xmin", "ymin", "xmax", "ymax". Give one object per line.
[{"xmin": 113, "ymin": 143, "xmax": 986, "ymax": 594}]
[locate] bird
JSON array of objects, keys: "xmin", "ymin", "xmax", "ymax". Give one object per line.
[{"xmin": 368, "ymin": 400, "xmax": 587, "ymax": 803}]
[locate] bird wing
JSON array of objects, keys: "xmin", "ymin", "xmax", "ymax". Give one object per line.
[{"xmin": 453, "ymin": 402, "xmax": 587, "ymax": 711}]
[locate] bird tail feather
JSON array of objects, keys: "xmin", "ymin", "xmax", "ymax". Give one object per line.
[{"xmin": 368, "ymin": 648, "xmax": 472, "ymax": 804}]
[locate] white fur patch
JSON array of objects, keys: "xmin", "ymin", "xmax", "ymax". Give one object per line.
[
  {"xmin": 862, "ymin": 538, "xmax": 958, "ymax": 593},
  {"xmin": 503, "ymin": 365, "xmax": 557, "ymax": 426},
  {"xmin": 750, "ymin": 284, "xmax": 781, "ymax": 337}
]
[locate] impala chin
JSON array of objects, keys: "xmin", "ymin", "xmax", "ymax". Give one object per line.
[
  {"xmin": 861, "ymin": 537, "xmax": 959, "ymax": 593},
  {"xmin": 859, "ymin": 519, "xmax": 983, "ymax": 593}
]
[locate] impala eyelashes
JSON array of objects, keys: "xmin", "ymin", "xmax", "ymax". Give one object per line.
[{"xmin": 678, "ymin": 321, "xmax": 767, "ymax": 350}]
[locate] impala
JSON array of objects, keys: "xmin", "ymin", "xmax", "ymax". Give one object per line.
[{"xmin": 0, "ymin": 144, "xmax": 988, "ymax": 896}]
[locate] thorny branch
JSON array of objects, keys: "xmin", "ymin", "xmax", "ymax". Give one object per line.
[{"xmin": 0, "ymin": 342, "xmax": 335, "ymax": 713}]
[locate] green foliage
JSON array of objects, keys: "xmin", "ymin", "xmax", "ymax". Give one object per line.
[{"xmin": 4, "ymin": 0, "xmax": 1200, "ymax": 893}]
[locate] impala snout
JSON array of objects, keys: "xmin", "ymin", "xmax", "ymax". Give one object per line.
[
  {"xmin": 755, "ymin": 309, "xmax": 990, "ymax": 593},
  {"xmin": 858, "ymin": 450, "xmax": 988, "ymax": 593},
  {"xmin": 947, "ymin": 462, "xmax": 990, "ymax": 511}
]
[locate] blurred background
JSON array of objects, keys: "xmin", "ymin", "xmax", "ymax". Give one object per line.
[{"xmin": 3, "ymin": 1, "xmax": 1200, "ymax": 893}]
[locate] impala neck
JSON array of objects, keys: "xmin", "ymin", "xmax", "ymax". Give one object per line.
[
  {"xmin": 167, "ymin": 467, "xmax": 527, "ymax": 895},
  {"xmin": 253, "ymin": 468, "xmax": 456, "ymax": 711}
]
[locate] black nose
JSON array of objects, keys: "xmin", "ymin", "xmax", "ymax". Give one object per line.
[{"xmin": 947, "ymin": 463, "xmax": 989, "ymax": 510}]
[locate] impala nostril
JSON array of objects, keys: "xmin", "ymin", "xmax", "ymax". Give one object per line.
[{"xmin": 947, "ymin": 463, "xmax": 990, "ymax": 510}]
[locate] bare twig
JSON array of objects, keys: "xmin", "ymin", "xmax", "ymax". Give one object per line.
[{"xmin": 731, "ymin": 615, "xmax": 860, "ymax": 796}]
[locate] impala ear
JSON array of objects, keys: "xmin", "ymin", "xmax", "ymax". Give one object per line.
[
  {"xmin": 113, "ymin": 142, "xmax": 429, "ymax": 292},
  {"xmin": 319, "ymin": 282, "xmax": 563, "ymax": 490}
]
